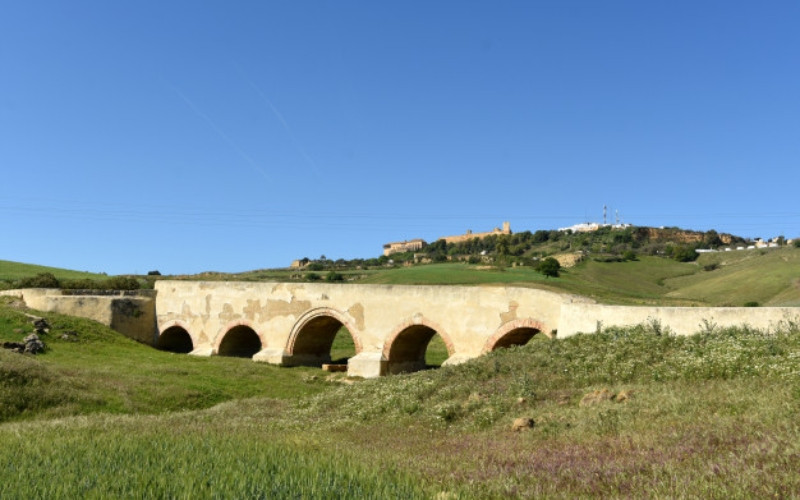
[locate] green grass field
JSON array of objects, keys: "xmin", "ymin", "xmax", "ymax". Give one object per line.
[
  {"xmin": 2, "ymin": 248, "xmax": 800, "ymax": 496},
  {"xmin": 0, "ymin": 259, "xmax": 108, "ymax": 284},
  {"xmin": 2, "ymin": 296, "xmax": 800, "ymax": 497}
]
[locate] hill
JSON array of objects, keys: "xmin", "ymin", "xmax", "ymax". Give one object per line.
[{"xmin": 4, "ymin": 225, "xmax": 799, "ymax": 307}]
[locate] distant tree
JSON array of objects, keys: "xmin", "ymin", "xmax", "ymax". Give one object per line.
[
  {"xmin": 326, "ymin": 271, "xmax": 344, "ymax": 282},
  {"xmin": 671, "ymin": 245, "xmax": 699, "ymax": 262},
  {"xmin": 536, "ymin": 257, "xmax": 561, "ymax": 278},
  {"xmin": 147, "ymin": 270, "xmax": 161, "ymax": 276},
  {"xmin": 496, "ymin": 237, "xmax": 510, "ymax": 256},
  {"xmin": 776, "ymin": 236, "xmax": 786, "ymax": 246},
  {"xmin": 704, "ymin": 230, "xmax": 723, "ymax": 248},
  {"xmin": 622, "ymin": 250, "xmax": 637, "ymax": 261}
]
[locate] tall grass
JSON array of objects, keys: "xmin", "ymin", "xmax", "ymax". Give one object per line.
[{"xmin": 0, "ymin": 418, "xmax": 428, "ymax": 499}]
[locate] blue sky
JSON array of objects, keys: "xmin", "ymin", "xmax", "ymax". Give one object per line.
[{"xmin": 2, "ymin": 2, "xmax": 799, "ymax": 275}]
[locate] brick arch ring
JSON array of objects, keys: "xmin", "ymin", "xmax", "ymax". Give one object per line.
[
  {"xmin": 382, "ymin": 315, "xmax": 455, "ymax": 360},
  {"xmin": 213, "ymin": 319, "xmax": 264, "ymax": 353},
  {"xmin": 158, "ymin": 319, "xmax": 197, "ymax": 347},
  {"xmin": 286, "ymin": 307, "xmax": 363, "ymax": 356},
  {"xmin": 481, "ymin": 318, "xmax": 548, "ymax": 354}
]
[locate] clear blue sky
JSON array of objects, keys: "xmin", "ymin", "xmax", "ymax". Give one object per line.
[{"xmin": 2, "ymin": 2, "xmax": 799, "ymax": 275}]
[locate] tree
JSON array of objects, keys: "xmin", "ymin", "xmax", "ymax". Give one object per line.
[
  {"xmin": 536, "ymin": 257, "xmax": 561, "ymax": 278},
  {"xmin": 671, "ymin": 245, "xmax": 699, "ymax": 262}
]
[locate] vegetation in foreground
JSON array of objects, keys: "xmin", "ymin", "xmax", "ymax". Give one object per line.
[{"xmin": 2, "ymin": 298, "xmax": 800, "ymax": 497}]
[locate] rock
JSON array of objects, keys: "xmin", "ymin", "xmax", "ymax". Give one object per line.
[
  {"xmin": 2, "ymin": 342, "xmax": 25, "ymax": 353},
  {"xmin": 511, "ymin": 417, "xmax": 534, "ymax": 432},
  {"xmin": 32, "ymin": 318, "xmax": 50, "ymax": 334},
  {"xmin": 516, "ymin": 397, "xmax": 527, "ymax": 405},
  {"xmin": 23, "ymin": 333, "xmax": 46, "ymax": 354}
]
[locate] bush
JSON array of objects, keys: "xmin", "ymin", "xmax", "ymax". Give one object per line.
[
  {"xmin": 102, "ymin": 276, "xmax": 141, "ymax": 290},
  {"xmin": 326, "ymin": 271, "xmax": 344, "ymax": 282},
  {"xmin": 536, "ymin": 257, "xmax": 561, "ymax": 278},
  {"xmin": 671, "ymin": 245, "xmax": 699, "ymax": 262},
  {"xmin": 17, "ymin": 273, "xmax": 60, "ymax": 288}
]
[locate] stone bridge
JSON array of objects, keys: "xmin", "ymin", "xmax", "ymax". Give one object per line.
[
  {"xmin": 154, "ymin": 281, "xmax": 581, "ymax": 378},
  {"xmin": 6, "ymin": 281, "xmax": 798, "ymax": 378}
]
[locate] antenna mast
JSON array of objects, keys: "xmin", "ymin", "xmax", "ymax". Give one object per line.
[{"xmin": 603, "ymin": 205, "xmax": 607, "ymax": 226}]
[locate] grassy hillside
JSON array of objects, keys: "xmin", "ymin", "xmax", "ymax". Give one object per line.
[
  {"xmin": 666, "ymin": 247, "xmax": 800, "ymax": 306},
  {"xmin": 0, "ymin": 259, "xmax": 107, "ymax": 284},
  {"xmin": 2, "ymin": 298, "xmax": 800, "ymax": 497},
  {"xmin": 4, "ymin": 245, "xmax": 800, "ymax": 307},
  {"xmin": 0, "ymin": 297, "xmax": 326, "ymax": 421},
  {"xmin": 351, "ymin": 247, "xmax": 800, "ymax": 306}
]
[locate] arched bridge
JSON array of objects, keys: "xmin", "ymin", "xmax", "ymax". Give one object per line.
[{"xmin": 154, "ymin": 281, "xmax": 580, "ymax": 378}]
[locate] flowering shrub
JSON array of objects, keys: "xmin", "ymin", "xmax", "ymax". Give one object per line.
[{"xmin": 290, "ymin": 319, "xmax": 800, "ymax": 430}]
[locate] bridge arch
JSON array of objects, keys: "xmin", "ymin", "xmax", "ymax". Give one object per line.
[
  {"xmin": 286, "ymin": 308, "xmax": 363, "ymax": 367},
  {"xmin": 383, "ymin": 317, "xmax": 454, "ymax": 374},
  {"xmin": 157, "ymin": 320, "xmax": 195, "ymax": 354},
  {"xmin": 215, "ymin": 320, "xmax": 263, "ymax": 358},
  {"xmin": 482, "ymin": 318, "xmax": 549, "ymax": 354}
]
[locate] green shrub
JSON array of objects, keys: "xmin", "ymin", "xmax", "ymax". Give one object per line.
[
  {"xmin": 17, "ymin": 272, "xmax": 60, "ymax": 288},
  {"xmin": 101, "ymin": 276, "xmax": 141, "ymax": 290},
  {"xmin": 326, "ymin": 271, "xmax": 344, "ymax": 282},
  {"xmin": 536, "ymin": 257, "xmax": 561, "ymax": 277},
  {"xmin": 671, "ymin": 245, "xmax": 699, "ymax": 262}
]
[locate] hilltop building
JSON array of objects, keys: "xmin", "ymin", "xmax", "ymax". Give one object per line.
[
  {"xmin": 383, "ymin": 238, "xmax": 426, "ymax": 257},
  {"xmin": 558, "ymin": 222, "xmax": 632, "ymax": 233},
  {"xmin": 440, "ymin": 222, "xmax": 511, "ymax": 244}
]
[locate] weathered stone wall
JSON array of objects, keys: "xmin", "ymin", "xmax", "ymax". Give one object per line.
[
  {"xmin": 558, "ymin": 302, "xmax": 800, "ymax": 337},
  {"xmin": 154, "ymin": 281, "xmax": 583, "ymax": 377},
  {"xmin": 1, "ymin": 289, "xmax": 157, "ymax": 345}
]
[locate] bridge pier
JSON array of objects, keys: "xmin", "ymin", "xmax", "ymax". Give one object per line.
[
  {"xmin": 347, "ymin": 352, "xmax": 387, "ymax": 378},
  {"xmin": 252, "ymin": 348, "xmax": 288, "ymax": 364},
  {"xmin": 253, "ymin": 348, "xmax": 388, "ymax": 378},
  {"xmin": 442, "ymin": 354, "xmax": 473, "ymax": 366},
  {"xmin": 190, "ymin": 344, "xmax": 215, "ymax": 357}
]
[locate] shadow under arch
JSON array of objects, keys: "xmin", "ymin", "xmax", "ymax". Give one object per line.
[
  {"xmin": 216, "ymin": 321, "xmax": 263, "ymax": 358},
  {"xmin": 383, "ymin": 317, "xmax": 454, "ymax": 375},
  {"xmin": 286, "ymin": 308, "xmax": 362, "ymax": 367},
  {"xmin": 157, "ymin": 320, "xmax": 195, "ymax": 354},
  {"xmin": 482, "ymin": 318, "xmax": 548, "ymax": 354}
]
